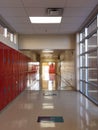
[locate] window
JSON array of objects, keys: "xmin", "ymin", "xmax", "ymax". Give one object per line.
[{"xmin": 79, "ymin": 15, "xmax": 98, "ymax": 105}]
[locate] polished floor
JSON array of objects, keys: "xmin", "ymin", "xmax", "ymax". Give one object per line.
[
  {"xmin": 26, "ymin": 73, "xmax": 74, "ymax": 91},
  {"xmin": 0, "ymin": 73, "xmax": 98, "ymax": 130},
  {"xmin": 0, "ymin": 90, "xmax": 98, "ymax": 130}
]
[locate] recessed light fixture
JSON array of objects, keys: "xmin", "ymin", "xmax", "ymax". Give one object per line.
[
  {"xmin": 29, "ymin": 17, "xmax": 62, "ymax": 24},
  {"xmin": 42, "ymin": 49, "xmax": 54, "ymax": 53}
]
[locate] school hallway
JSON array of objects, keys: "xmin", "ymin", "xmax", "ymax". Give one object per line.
[{"xmin": 0, "ymin": 1, "xmax": 98, "ymax": 130}]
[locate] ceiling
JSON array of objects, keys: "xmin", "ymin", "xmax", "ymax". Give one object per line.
[{"xmin": 0, "ymin": 0, "xmax": 97, "ymax": 35}]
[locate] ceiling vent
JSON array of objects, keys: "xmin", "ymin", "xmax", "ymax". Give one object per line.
[{"xmin": 47, "ymin": 8, "xmax": 63, "ymax": 16}]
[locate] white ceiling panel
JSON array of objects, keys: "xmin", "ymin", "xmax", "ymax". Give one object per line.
[
  {"xmin": 12, "ymin": 23, "xmax": 32, "ymax": 28},
  {"xmin": 22, "ymin": 0, "xmax": 67, "ymax": 7},
  {"xmin": 59, "ymin": 28, "xmax": 77, "ymax": 34},
  {"xmin": 4, "ymin": 16, "xmax": 30, "ymax": 24},
  {"xmin": 67, "ymin": 0, "xmax": 98, "ymax": 7},
  {"xmin": 61, "ymin": 16, "xmax": 85, "ymax": 24},
  {"xmin": 35, "ymin": 28, "xmax": 59, "ymax": 34},
  {"xmin": 60, "ymin": 24, "xmax": 79, "ymax": 33},
  {"xmin": 16, "ymin": 28, "xmax": 35, "ymax": 34},
  {"xmin": 0, "ymin": 0, "xmax": 23, "ymax": 7},
  {"xmin": 0, "ymin": 7, "xmax": 27, "ymax": 17},
  {"xmin": 63, "ymin": 7, "xmax": 94, "ymax": 17},
  {"xmin": 26, "ymin": 8, "xmax": 45, "ymax": 16},
  {"xmin": 32, "ymin": 24, "xmax": 60, "ymax": 34},
  {"xmin": 32, "ymin": 24, "xmax": 60, "ymax": 28},
  {"xmin": 60, "ymin": 23, "xmax": 80, "ymax": 29}
]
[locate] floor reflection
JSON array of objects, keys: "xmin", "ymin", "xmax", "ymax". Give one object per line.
[
  {"xmin": 79, "ymin": 94, "xmax": 97, "ymax": 130},
  {"xmin": 40, "ymin": 122, "xmax": 55, "ymax": 128},
  {"xmin": 27, "ymin": 73, "xmax": 74, "ymax": 91},
  {"xmin": 1, "ymin": 88, "xmax": 98, "ymax": 130},
  {"xmin": 42, "ymin": 103, "xmax": 54, "ymax": 109}
]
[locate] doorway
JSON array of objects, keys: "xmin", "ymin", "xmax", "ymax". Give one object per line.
[{"xmin": 41, "ymin": 62, "xmax": 56, "ymax": 90}]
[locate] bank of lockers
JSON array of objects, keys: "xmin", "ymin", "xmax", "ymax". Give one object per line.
[{"xmin": 0, "ymin": 41, "xmax": 30, "ymax": 111}]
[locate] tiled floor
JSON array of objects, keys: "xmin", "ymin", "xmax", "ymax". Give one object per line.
[
  {"xmin": 27, "ymin": 73, "xmax": 74, "ymax": 91},
  {"xmin": 0, "ymin": 90, "xmax": 98, "ymax": 130}
]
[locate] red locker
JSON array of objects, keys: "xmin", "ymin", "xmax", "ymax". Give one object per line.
[
  {"xmin": 12, "ymin": 50, "xmax": 15, "ymax": 75},
  {"xmin": 0, "ymin": 42, "xmax": 4, "ymax": 75},
  {"xmin": 8, "ymin": 76, "xmax": 13, "ymax": 102},
  {"xmin": 12, "ymin": 76, "xmax": 15, "ymax": 99},
  {"xmin": 12, "ymin": 75, "xmax": 17, "ymax": 98},
  {"xmin": 3, "ymin": 76, "xmax": 8, "ymax": 107},
  {"xmin": 16, "ymin": 74, "xmax": 19, "ymax": 95},
  {"xmin": 18, "ymin": 74, "xmax": 21, "ymax": 94},
  {"xmin": 11, "ymin": 48, "xmax": 14, "ymax": 74},
  {"xmin": 0, "ymin": 41, "xmax": 31, "ymax": 111},
  {"xmin": 20, "ymin": 76, "xmax": 24, "ymax": 92},
  {"xmin": 9, "ymin": 48, "xmax": 13, "ymax": 75},
  {"xmin": 15, "ymin": 51, "xmax": 18, "ymax": 75},
  {"xmin": 0, "ymin": 76, "xmax": 4, "ymax": 110},
  {"xmin": 3, "ymin": 44, "xmax": 8, "ymax": 75}
]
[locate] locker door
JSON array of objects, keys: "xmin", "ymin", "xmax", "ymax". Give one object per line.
[
  {"xmin": 3, "ymin": 76, "xmax": 8, "ymax": 107},
  {"xmin": 3, "ymin": 45, "xmax": 8, "ymax": 76},
  {"xmin": 0, "ymin": 42, "xmax": 4, "ymax": 75},
  {"xmin": 20, "ymin": 74, "xmax": 23, "ymax": 92},
  {"xmin": 0, "ymin": 76, "xmax": 4, "ymax": 110},
  {"xmin": 12, "ymin": 49, "xmax": 15, "ymax": 75},
  {"xmin": 7, "ymin": 47, "xmax": 10, "ymax": 75},
  {"xmin": 15, "ymin": 74, "xmax": 18, "ymax": 96},
  {"xmin": 8, "ymin": 76, "xmax": 12, "ymax": 102},
  {"xmin": 12, "ymin": 76, "xmax": 15, "ymax": 99},
  {"xmin": 9, "ymin": 48, "xmax": 12, "ymax": 75},
  {"xmin": 12, "ymin": 76, "xmax": 16, "ymax": 98}
]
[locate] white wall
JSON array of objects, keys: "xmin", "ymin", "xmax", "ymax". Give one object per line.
[
  {"xmin": 19, "ymin": 34, "xmax": 75, "ymax": 50},
  {"xmin": 60, "ymin": 50, "xmax": 75, "ymax": 88}
]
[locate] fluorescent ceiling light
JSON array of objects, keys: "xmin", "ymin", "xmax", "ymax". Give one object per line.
[
  {"xmin": 29, "ymin": 17, "xmax": 62, "ymax": 23},
  {"xmin": 42, "ymin": 49, "xmax": 54, "ymax": 53}
]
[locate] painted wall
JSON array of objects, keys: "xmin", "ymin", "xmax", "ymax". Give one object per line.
[
  {"xmin": 19, "ymin": 34, "xmax": 76, "ymax": 50},
  {"xmin": 20, "ymin": 50, "xmax": 37, "ymax": 61},
  {"xmin": 60, "ymin": 50, "xmax": 75, "ymax": 88}
]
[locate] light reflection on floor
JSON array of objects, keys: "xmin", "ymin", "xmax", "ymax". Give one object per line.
[
  {"xmin": 27, "ymin": 73, "xmax": 73, "ymax": 91},
  {"xmin": 42, "ymin": 103, "xmax": 54, "ymax": 109},
  {"xmin": 0, "ymin": 90, "xmax": 98, "ymax": 130},
  {"xmin": 40, "ymin": 122, "xmax": 55, "ymax": 128}
]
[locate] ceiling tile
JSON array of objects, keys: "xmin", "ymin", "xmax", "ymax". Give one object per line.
[
  {"xmin": 26, "ymin": 8, "xmax": 45, "ymax": 16},
  {"xmin": 59, "ymin": 29, "xmax": 77, "ymax": 34},
  {"xmin": 67, "ymin": 0, "xmax": 98, "ymax": 7},
  {"xmin": 61, "ymin": 16, "xmax": 86, "ymax": 24},
  {"xmin": 4, "ymin": 16, "xmax": 30, "ymax": 24},
  {"xmin": 60, "ymin": 23, "xmax": 80, "ymax": 29},
  {"xmin": 0, "ymin": 7, "xmax": 27, "ymax": 17},
  {"xmin": 16, "ymin": 29, "xmax": 35, "ymax": 34},
  {"xmin": 13, "ymin": 23, "xmax": 32, "ymax": 28},
  {"xmin": 63, "ymin": 7, "xmax": 94, "ymax": 17},
  {"xmin": 59, "ymin": 23, "xmax": 80, "ymax": 33},
  {"xmin": 0, "ymin": 0, "xmax": 23, "ymax": 7},
  {"xmin": 35, "ymin": 28, "xmax": 59, "ymax": 34},
  {"xmin": 32, "ymin": 24, "xmax": 60, "ymax": 28},
  {"xmin": 32, "ymin": 24, "xmax": 60, "ymax": 34},
  {"xmin": 22, "ymin": 0, "xmax": 67, "ymax": 7}
]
